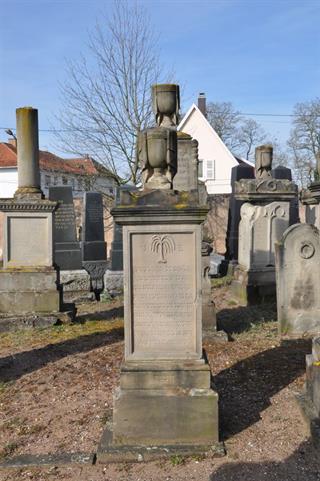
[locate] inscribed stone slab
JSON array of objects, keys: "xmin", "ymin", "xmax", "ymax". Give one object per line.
[{"xmin": 124, "ymin": 226, "xmax": 201, "ymax": 361}]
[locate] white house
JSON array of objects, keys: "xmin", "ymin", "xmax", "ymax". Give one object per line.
[{"xmin": 178, "ymin": 95, "xmax": 253, "ymax": 194}]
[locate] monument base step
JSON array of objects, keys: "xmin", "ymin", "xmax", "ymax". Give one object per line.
[
  {"xmin": 111, "ymin": 383, "xmax": 219, "ymax": 447},
  {"xmin": 295, "ymin": 391, "xmax": 320, "ymax": 448},
  {"xmin": 97, "ymin": 428, "xmax": 225, "ymax": 464},
  {"xmin": 231, "ymin": 279, "xmax": 276, "ymax": 306},
  {"xmin": 203, "ymin": 329, "xmax": 229, "ymax": 343},
  {"xmin": 0, "ymin": 308, "xmax": 76, "ymax": 332}
]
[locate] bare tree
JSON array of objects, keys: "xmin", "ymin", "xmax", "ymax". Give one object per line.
[
  {"xmin": 287, "ymin": 98, "xmax": 320, "ymax": 186},
  {"xmin": 55, "ymin": 1, "xmax": 170, "ymax": 185},
  {"xmin": 237, "ymin": 118, "xmax": 267, "ymax": 160},
  {"xmin": 206, "ymin": 101, "xmax": 267, "ymax": 158},
  {"xmin": 206, "ymin": 101, "xmax": 242, "ymax": 150}
]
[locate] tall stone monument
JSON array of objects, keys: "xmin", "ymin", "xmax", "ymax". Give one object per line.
[
  {"xmin": 231, "ymin": 145, "xmax": 298, "ymax": 305},
  {"xmin": 97, "ymin": 84, "xmax": 220, "ymax": 461},
  {"xmin": 48, "ymin": 186, "xmax": 82, "ymax": 270},
  {"xmin": 0, "ymin": 107, "xmax": 72, "ymax": 328},
  {"xmin": 275, "ymin": 223, "xmax": 320, "ymax": 336},
  {"xmin": 81, "ymin": 191, "xmax": 107, "ymax": 300}
]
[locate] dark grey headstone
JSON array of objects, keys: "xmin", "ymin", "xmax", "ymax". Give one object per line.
[
  {"xmin": 49, "ymin": 186, "xmax": 81, "ymax": 270},
  {"xmin": 110, "ymin": 185, "xmax": 137, "ymax": 271},
  {"xmin": 273, "ymin": 165, "xmax": 299, "ymax": 224},
  {"xmin": 82, "ymin": 192, "xmax": 106, "ymax": 262},
  {"xmin": 226, "ymin": 163, "xmax": 255, "ymax": 261}
]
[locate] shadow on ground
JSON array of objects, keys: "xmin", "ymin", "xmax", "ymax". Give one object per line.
[
  {"xmin": 210, "ymin": 440, "xmax": 320, "ymax": 481},
  {"xmin": 76, "ymin": 306, "xmax": 124, "ymax": 323},
  {"xmin": 0, "ymin": 327, "xmax": 124, "ymax": 383},
  {"xmin": 214, "ymin": 338, "xmax": 311, "ymax": 439},
  {"xmin": 217, "ymin": 303, "xmax": 277, "ymax": 335}
]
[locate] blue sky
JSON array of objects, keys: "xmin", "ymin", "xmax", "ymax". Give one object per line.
[{"xmin": 0, "ymin": 0, "xmax": 319, "ymax": 153}]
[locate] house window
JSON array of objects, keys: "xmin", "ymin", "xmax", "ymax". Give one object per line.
[
  {"xmin": 62, "ymin": 176, "xmax": 68, "ymax": 185},
  {"xmin": 207, "ymin": 160, "xmax": 215, "ymax": 179},
  {"xmin": 45, "ymin": 175, "xmax": 51, "ymax": 187},
  {"xmin": 53, "ymin": 176, "xmax": 59, "ymax": 186}
]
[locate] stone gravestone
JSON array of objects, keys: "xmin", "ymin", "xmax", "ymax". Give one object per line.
[
  {"xmin": 97, "ymin": 84, "xmax": 219, "ymax": 462},
  {"xmin": 272, "ymin": 165, "xmax": 300, "ymax": 225},
  {"xmin": 0, "ymin": 107, "xmax": 74, "ymax": 329},
  {"xmin": 173, "ymin": 132, "xmax": 199, "ymax": 191},
  {"xmin": 297, "ymin": 337, "xmax": 320, "ymax": 446},
  {"xmin": 81, "ymin": 192, "xmax": 107, "ymax": 300},
  {"xmin": 275, "ymin": 223, "xmax": 320, "ymax": 336},
  {"xmin": 226, "ymin": 163, "xmax": 255, "ymax": 264},
  {"xmin": 231, "ymin": 145, "xmax": 298, "ymax": 305},
  {"xmin": 48, "ymin": 186, "xmax": 81, "ymax": 270}
]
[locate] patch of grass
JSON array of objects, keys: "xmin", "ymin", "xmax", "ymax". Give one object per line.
[
  {"xmin": 0, "ymin": 441, "xmax": 18, "ymax": 459},
  {"xmin": 191, "ymin": 453, "xmax": 206, "ymax": 462},
  {"xmin": 170, "ymin": 454, "xmax": 185, "ymax": 466},
  {"xmin": 211, "ymin": 275, "xmax": 233, "ymax": 288},
  {"xmin": 0, "ymin": 318, "xmax": 124, "ymax": 353},
  {"xmin": 0, "ymin": 381, "xmax": 10, "ymax": 396}
]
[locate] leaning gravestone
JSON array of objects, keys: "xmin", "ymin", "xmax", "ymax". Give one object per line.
[
  {"xmin": 81, "ymin": 192, "xmax": 107, "ymax": 300},
  {"xmin": 275, "ymin": 223, "xmax": 320, "ymax": 336},
  {"xmin": 48, "ymin": 186, "xmax": 81, "ymax": 270}
]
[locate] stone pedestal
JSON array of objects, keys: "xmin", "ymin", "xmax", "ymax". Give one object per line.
[
  {"xmin": 275, "ymin": 223, "xmax": 320, "ymax": 336},
  {"xmin": 297, "ymin": 337, "xmax": 320, "ymax": 447},
  {"xmin": 0, "ymin": 199, "xmax": 72, "ymax": 329},
  {"xmin": 97, "ymin": 190, "xmax": 220, "ymax": 460},
  {"xmin": 301, "ymin": 181, "xmax": 320, "ymax": 230},
  {"xmin": 231, "ymin": 178, "xmax": 298, "ymax": 305}
]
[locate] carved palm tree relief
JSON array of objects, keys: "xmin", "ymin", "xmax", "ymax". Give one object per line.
[{"xmin": 150, "ymin": 234, "xmax": 175, "ymax": 263}]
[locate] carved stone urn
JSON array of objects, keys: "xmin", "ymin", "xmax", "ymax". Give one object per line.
[
  {"xmin": 139, "ymin": 127, "xmax": 177, "ymax": 189},
  {"xmin": 152, "ymin": 84, "xmax": 180, "ymax": 128}
]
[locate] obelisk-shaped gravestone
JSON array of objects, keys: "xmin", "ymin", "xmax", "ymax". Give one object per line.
[
  {"xmin": 97, "ymin": 84, "xmax": 219, "ymax": 462},
  {"xmin": 49, "ymin": 186, "xmax": 81, "ymax": 270}
]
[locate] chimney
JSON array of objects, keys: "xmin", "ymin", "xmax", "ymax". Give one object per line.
[
  {"xmin": 198, "ymin": 92, "xmax": 206, "ymax": 117},
  {"xmin": 8, "ymin": 138, "xmax": 17, "ymax": 148}
]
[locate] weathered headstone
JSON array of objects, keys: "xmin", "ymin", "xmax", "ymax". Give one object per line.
[
  {"xmin": 0, "ymin": 107, "xmax": 74, "ymax": 329},
  {"xmin": 297, "ymin": 337, "xmax": 320, "ymax": 447},
  {"xmin": 231, "ymin": 145, "xmax": 298, "ymax": 305},
  {"xmin": 97, "ymin": 84, "xmax": 219, "ymax": 461},
  {"xmin": 173, "ymin": 132, "xmax": 199, "ymax": 191},
  {"xmin": 81, "ymin": 192, "xmax": 107, "ymax": 300},
  {"xmin": 272, "ymin": 165, "xmax": 300, "ymax": 225},
  {"xmin": 275, "ymin": 223, "xmax": 320, "ymax": 336},
  {"xmin": 226, "ymin": 163, "xmax": 255, "ymax": 263},
  {"xmin": 49, "ymin": 186, "xmax": 81, "ymax": 270}
]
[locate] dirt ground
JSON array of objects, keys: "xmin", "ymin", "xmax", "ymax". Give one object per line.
[{"xmin": 0, "ymin": 286, "xmax": 319, "ymax": 481}]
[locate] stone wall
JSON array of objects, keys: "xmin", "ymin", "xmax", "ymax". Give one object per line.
[{"xmin": 203, "ymin": 194, "xmax": 230, "ymax": 254}]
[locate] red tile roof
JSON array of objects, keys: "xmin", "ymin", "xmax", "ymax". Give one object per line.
[{"xmin": 0, "ymin": 142, "xmax": 112, "ymax": 177}]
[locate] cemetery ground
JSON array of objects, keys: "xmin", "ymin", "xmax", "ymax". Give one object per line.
[{"xmin": 0, "ymin": 286, "xmax": 319, "ymax": 481}]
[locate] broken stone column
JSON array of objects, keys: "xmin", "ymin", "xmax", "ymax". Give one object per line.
[
  {"xmin": 231, "ymin": 145, "xmax": 298, "ymax": 305},
  {"xmin": 0, "ymin": 107, "xmax": 74, "ymax": 330},
  {"xmin": 15, "ymin": 107, "xmax": 43, "ymax": 199}
]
